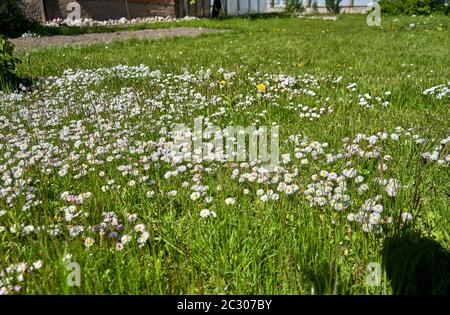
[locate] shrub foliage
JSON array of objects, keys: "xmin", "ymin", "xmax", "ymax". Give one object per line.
[
  {"xmin": 0, "ymin": 0, "xmax": 34, "ymax": 38},
  {"xmin": 379, "ymin": 0, "xmax": 450, "ymax": 15},
  {"xmin": 0, "ymin": 36, "xmax": 20, "ymax": 84}
]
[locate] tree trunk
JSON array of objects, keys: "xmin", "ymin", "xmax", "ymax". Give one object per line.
[{"xmin": 39, "ymin": 0, "xmax": 47, "ymax": 23}]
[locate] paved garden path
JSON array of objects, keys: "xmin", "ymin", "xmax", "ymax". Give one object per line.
[{"xmin": 11, "ymin": 27, "xmax": 223, "ymax": 50}]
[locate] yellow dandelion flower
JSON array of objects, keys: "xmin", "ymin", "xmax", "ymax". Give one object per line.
[{"xmin": 257, "ymin": 83, "xmax": 266, "ymax": 93}]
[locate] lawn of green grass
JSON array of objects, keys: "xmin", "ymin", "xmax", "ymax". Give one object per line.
[{"xmin": 1, "ymin": 14, "xmax": 449, "ymax": 295}]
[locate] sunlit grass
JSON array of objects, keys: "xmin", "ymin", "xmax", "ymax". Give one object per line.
[{"xmin": 0, "ymin": 14, "xmax": 449, "ymax": 295}]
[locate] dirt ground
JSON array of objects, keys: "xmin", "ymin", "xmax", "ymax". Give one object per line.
[{"xmin": 11, "ymin": 27, "xmax": 223, "ymax": 50}]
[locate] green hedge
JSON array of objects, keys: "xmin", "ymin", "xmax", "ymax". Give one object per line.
[
  {"xmin": 0, "ymin": 0, "xmax": 36, "ymax": 38},
  {"xmin": 326, "ymin": 0, "xmax": 343, "ymax": 14},
  {"xmin": 379, "ymin": 0, "xmax": 450, "ymax": 15}
]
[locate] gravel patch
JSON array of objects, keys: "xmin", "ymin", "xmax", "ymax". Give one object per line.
[{"xmin": 11, "ymin": 27, "xmax": 223, "ymax": 51}]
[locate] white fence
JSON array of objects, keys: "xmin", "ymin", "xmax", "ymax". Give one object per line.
[
  {"xmin": 222, "ymin": 0, "xmax": 268, "ymax": 15},
  {"xmin": 219, "ymin": 0, "xmax": 373, "ymax": 15}
]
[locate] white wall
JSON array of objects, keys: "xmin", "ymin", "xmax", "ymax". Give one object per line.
[{"xmin": 220, "ymin": 0, "xmax": 373, "ymax": 16}]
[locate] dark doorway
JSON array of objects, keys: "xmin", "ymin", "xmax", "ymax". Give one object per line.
[{"xmin": 175, "ymin": 0, "xmax": 211, "ymax": 18}]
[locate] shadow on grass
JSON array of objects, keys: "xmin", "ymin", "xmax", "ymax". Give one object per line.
[
  {"xmin": 302, "ymin": 261, "xmax": 335, "ymax": 294},
  {"xmin": 0, "ymin": 74, "xmax": 34, "ymax": 92},
  {"xmin": 382, "ymin": 231, "xmax": 450, "ymax": 295}
]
